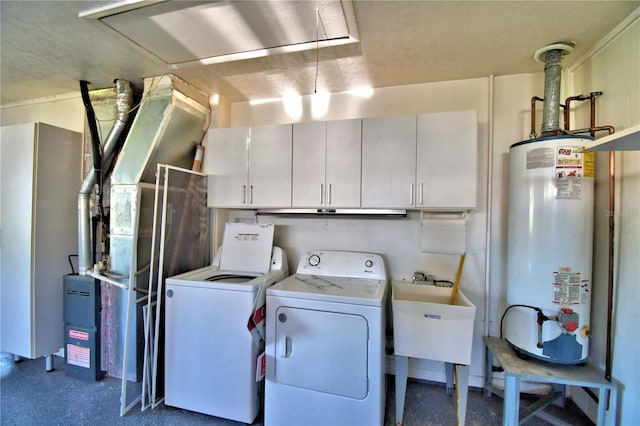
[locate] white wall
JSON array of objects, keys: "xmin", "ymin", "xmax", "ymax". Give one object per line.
[
  {"xmin": 489, "ymin": 72, "xmax": 545, "ymax": 340},
  {"xmin": 567, "ymin": 11, "xmax": 640, "ymax": 425},
  {"xmin": 0, "ymin": 93, "xmax": 84, "ymax": 131},
  {"xmin": 231, "ymin": 77, "xmax": 489, "ymax": 126}
]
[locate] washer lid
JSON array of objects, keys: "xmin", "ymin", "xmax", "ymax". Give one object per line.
[
  {"xmin": 267, "ymin": 273, "xmax": 387, "ymax": 306},
  {"xmin": 219, "ymin": 223, "xmax": 275, "ymax": 273},
  {"xmin": 165, "ymin": 266, "xmax": 270, "ymax": 292}
]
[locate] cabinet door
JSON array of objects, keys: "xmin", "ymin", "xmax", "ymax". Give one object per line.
[
  {"xmin": 206, "ymin": 127, "xmax": 249, "ymax": 207},
  {"xmin": 326, "ymin": 119, "xmax": 361, "ymax": 208},
  {"xmin": 292, "ymin": 122, "xmax": 326, "ymax": 207},
  {"xmin": 1, "ymin": 123, "xmax": 81, "ymax": 358},
  {"xmin": 1, "ymin": 124, "xmax": 36, "ymax": 356},
  {"xmin": 362, "ymin": 116, "xmax": 417, "ymax": 208},
  {"xmin": 248, "ymin": 124, "xmax": 292, "ymax": 207},
  {"xmin": 417, "ymin": 111, "xmax": 477, "ymax": 209}
]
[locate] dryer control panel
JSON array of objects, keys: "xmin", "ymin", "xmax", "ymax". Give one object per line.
[{"xmin": 297, "ymin": 250, "xmax": 386, "ymax": 280}]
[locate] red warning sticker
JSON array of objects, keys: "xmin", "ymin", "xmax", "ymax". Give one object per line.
[
  {"xmin": 68, "ymin": 329, "xmax": 89, "ymax": 341},
  {"xmin": 67, "ymin": 344, "xmax": 90, "ymax": 368}
]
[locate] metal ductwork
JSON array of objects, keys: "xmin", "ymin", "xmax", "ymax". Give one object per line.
[
  {"xmin": 533, "ymin": 42, "xmax": 574, "ymax": 136},
  {"xmin": 98, "ymin": 74, "xmax": 210, "ymax": 381},
  {"xmin": 78, "ymin": 79, "xmax": 133, "ymax": 275}
]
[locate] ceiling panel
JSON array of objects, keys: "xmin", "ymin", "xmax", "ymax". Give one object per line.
[{"xmin": 88, "ymin": 0, "xmax": 357, "ymax": 66}]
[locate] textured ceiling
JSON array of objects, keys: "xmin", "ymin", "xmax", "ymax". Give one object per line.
[{"xmin": 1, "ymin": 1, "xmax": 638, "ymax": 105}]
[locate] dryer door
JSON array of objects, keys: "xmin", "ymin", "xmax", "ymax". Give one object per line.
[{"xmin": 274, "ymin": 306, "xmax": 368, "ymax": 399}]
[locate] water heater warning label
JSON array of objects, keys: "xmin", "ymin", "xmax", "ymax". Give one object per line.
[
  {"xmin": 555, "ymin": 146, "xmax": 584, "ymax": 200},
  {"xmin": 583, "ymin": 151, "xmax": 595, "ymax": 178},
  {"xmin": 526, "ymin": 147, "xmax": 555, "ymax": 169},
  {"xmin": 552, "ymin": 269, "xmax": 590, "ymax": 305}
]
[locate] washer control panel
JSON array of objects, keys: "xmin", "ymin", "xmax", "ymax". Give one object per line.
[{"xmin": 297, "ymin": 250, "xmax": 386, "ymax": 280}]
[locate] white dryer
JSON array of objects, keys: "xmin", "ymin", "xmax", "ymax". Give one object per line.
[
  {"xmin": 265, "ymin": 250, "xmax": 388, "ymax": 426},
  {"xmin": 164, "ymin": 223, "xmax": 288, "ymax": 423}
]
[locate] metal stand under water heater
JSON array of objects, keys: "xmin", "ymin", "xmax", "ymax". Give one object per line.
[{"xmin": 505, "ymin": 42, "xmax": 613, "ymax": 364}]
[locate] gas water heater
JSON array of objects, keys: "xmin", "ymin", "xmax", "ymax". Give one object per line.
[
  {"xmin": 506, "ymin": 136, "xmax": 594, "ymax": 363},
  {"xmin": 505, "ymin": 42, "xmax": 599, "ymax": 364}
]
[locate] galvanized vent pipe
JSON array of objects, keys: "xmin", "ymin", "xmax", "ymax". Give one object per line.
[
  {"xmin": 533, "ymin": 42, "xmax": 574, "ymax": 135},
  {"xmin": 78, "ymin": 79, "xmax": 133, "ymax": 274}
]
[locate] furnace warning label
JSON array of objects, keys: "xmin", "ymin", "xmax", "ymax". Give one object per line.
[
  {"xmin": 555, "ymin": 146, "xmax": 584, "ymax": 200},
  {"xmin": 526, "ymin": 147, "xmax": 555, "ymax": 169},
  {"xmin": 68, "ymin": 329, "xmax": 89, "ymax": 341},
  {"xmin": 552, "ymin": 268, "xmax": 589, "ymax": 305},
  {"xmin": 67, "ymin": 344, "xmax": 90, "ymax": 368}
]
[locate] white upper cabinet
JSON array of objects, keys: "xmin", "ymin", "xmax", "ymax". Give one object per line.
[
  {"xmin": 292, "ymin": 122, "xmax": 326, "ymax": 207},
  {"xmin": 292, "ymin": 119, "xmax": 361, "ymax": 208},
  {"xmin": 207, "ymin": 127, "xmax": 249, "ymax": 207},
  {"xmin": 207, "ymin": 112, "xmax": 476, "ymax": 210},
  {"xmin": 326, "ymin": 119, "xmax": 362, "ymax": 207},
  {"xmin": 362, "ymin": 112, "xmax": 477, "ymax": 210},
  {"xmin": 416, "ymin": 110, "xmax": 477, "ymax": 209},
  {"xmin": 207, "ymin": 124, "xmax": 292, "ymax": 208},
  {"xmin": 248, "ymin": 124, "xmax": 292, "ymax": 207},
  {"xmin": 362, "ymin": 116, "xmax": 417, "ymax": 208}
]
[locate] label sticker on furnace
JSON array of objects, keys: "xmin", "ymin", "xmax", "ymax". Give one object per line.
[{"xmin": 67, "ymin": 344, "xmax": 91, "ymax": 368}]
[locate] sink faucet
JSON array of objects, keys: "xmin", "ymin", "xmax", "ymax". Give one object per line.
[{"xmin": 412, "ymin": 272, "xmax": 426, "ymax": 283}]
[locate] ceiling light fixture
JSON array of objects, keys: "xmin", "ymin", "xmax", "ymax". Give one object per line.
[
  {"xmin": 347, "ymin": 87, "xmax": 375, "ymax": 98},
  {"xmin": 311, "ymin": 91, "xmax": 331, "ymax": 119},
  {"xmin": 249, "ymin": 97, "xmax": 282, "ymax": 106},
  {"xmin": 283, "ymin": 92, "xmax": 303, "ymax": 120}
]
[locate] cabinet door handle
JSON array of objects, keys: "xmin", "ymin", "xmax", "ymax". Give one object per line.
[
  {"xmin": 419, "ymin": 182, "xmax": 424, "ymax": 205},
  {"xmin": 328, "ymin": 184, "xmax": 332, "ymax": 205},
  {"xmin": 242, "ymin": 185, "xmax": 246, "ymax": 204},
  {"xmin": 250, "ymin": 185, "xmax": 254, "ymax": 204},
  {"xmin": 320, "ymin": 184, "xmax": 324, "ymax": 205},
  {"xmin": 409, "ymin": 183, "xmax": 414, "ymax": 205}
]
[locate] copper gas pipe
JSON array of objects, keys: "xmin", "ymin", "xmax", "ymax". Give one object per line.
[
  {"xmin": 601, "ymin": 125, "xmax": 615, "ymax": 382},
  {"xmin": 564, "ymin": 94, "xmax": 588, "ymax": 131},
  {"xmin": 530, "ymin": 96, "xmax": 544, "ymax": 138},
  {"xmin": 563, "ymin": 92, "xmax": 603, "ymax": 133},
  {"xmin": 590, "ymin": 92, "xmax": 604, "ymax": 135},
  {"xmin": 591, "ymin": 125, "xmax": 615, "ymax": 138},
  {"xmin": 588, "ymin": 125, "xmax": 616, "ymax": 382}
]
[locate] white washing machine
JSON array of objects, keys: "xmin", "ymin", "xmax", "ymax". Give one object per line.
[
  {"xmin": 164, "ymin": 223, "xmax": 288, "ymax": 423},
  {"xmin": 265, "ymin": 250, "xmax": 388, "ymax": 426}
]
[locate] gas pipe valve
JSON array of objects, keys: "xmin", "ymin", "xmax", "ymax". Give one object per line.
[{"xmin": 558, "ymin": 308, "xmax": 579, "ymax": 334}]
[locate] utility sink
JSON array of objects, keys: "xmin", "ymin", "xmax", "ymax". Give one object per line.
[{"xmin": 392, "ymin": 281, "xmax": 476, "ymax": 365}]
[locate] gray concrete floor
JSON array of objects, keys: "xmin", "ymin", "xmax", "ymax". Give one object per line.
[{"xmin": 1, "ymin": 352, "xmax": 592, "ymax": 425}]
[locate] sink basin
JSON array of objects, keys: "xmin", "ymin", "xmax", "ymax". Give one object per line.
[{"xmin": 392, "ymin": 281, "xmax": 476, "ymax": 365}]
